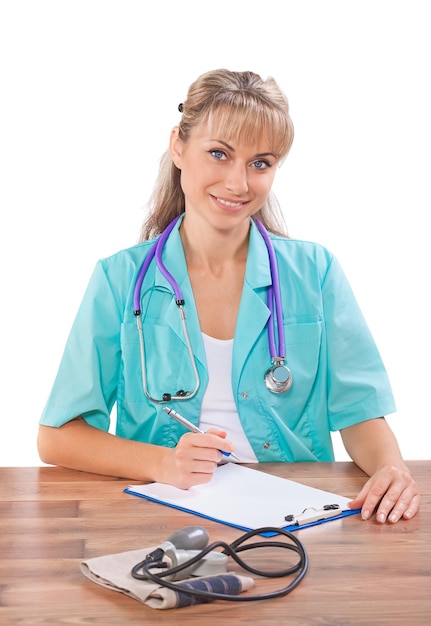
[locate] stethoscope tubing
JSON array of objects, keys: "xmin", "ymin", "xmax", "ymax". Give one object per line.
[
  {"xmin": 133, "ymin": 215, "xmax": 182, "ymax": 313},
  {"xmin": 134, "ymin": 216, "xmax": 284, "ymax": 354},
  {"xmin": 132, "ymin": 215, "xmax": 290, "ymax": 401},
  {"xmin": 255, "ymin": 219, "xmax": 285, "ymax": 360}
]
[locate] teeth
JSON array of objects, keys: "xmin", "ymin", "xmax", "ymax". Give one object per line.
[{"xmin": 217, "ymin": 198, "xmax": 243, "ymax": 208}]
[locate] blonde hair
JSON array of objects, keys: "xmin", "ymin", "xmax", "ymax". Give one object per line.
[{"xmin": 139, "ymin": 69, "xmax": 294, "ymax": 241}]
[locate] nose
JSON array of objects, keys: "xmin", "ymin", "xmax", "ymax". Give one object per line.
[{"xmin": 225, "ymin": 162, "xmax": 248, "ymax": 195}]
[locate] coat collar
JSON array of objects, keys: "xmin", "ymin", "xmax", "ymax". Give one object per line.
[
  {"xmin": 153, "ymin": 216, "xmax": 273, "ymax": 381},
  {"xmin": 233, "ymin": 220, "xmax": 272, "ymax": 384},
  {"xmin": 154, "ymin": 215, "xmax": 272, "ymax": 291}
]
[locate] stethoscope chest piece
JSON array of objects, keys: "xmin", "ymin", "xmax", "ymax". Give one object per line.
[{"xmin": 264, "ymin": 361, "xmax": 293, "ymax": 394}]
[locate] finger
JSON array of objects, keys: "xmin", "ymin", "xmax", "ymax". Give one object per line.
[
  {"xmin": 348, "ymin": 481, "xmax": 371, "ymax": 510},
  {"xmin": 374, "ymin": 489, "xmax": 404, "ymax": 523},
  {"xmin": 377, "ymin": 489, "xmax": 420, "ymax": 524},
  {"xmin": 203, "ymin": 431, "xmax": 236, "ymax": 456},
  {"xmin": 402, "ymin": 494, "xmax": 420, "ymax": 520},
  {"xmin": 206, "ymin": 427, "xmax": 227, "ymax": 438},
  {"xmin": 357, "ymin": 480, "xmax": 390, "ymax": 521},
  {"xmin": 173, "ymin": 468, "xmax": 217, "ymax": 490},
  {"xmin": 176, "ymin": 433, "xmax": 220, "ymax": 462}
]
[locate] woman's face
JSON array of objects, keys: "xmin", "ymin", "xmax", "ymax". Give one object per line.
[{"xmin": 170, "ymin": 121, "xmax": 278, "ymax": 234}]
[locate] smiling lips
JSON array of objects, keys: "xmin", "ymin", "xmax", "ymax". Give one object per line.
[{"xmin": 214, "ymin": 196, "xmax": 247, "ymax": 209}]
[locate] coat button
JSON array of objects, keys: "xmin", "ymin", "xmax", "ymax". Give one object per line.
[
  {"xmin": 241, "ymin": 391, "xmax": 248, "ymax": 398},
  {"xmin": 263, "ymin": 442, "xmax": 270, "ymax": 449}
]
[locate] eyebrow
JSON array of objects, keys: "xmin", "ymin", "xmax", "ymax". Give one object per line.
[{"xmin": 212, "ymin": 139, "xmax": 277, "ymax": 160}]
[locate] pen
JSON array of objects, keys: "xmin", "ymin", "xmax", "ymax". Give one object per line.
[{"xmin": 163, "ymin": 406, "xmax": 240, "ymax": 462}]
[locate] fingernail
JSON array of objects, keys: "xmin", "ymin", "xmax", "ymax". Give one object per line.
[
  {"xmin": 377, "ymin": 513, "xmax": 386, "ymax": 523},
  {"xmin": 389, "ymin": 513, "xmax": 398, "ymax": 523},
  {"xmin": 362, "ymin": 510, "xmax": 370, "ymax": 520}
]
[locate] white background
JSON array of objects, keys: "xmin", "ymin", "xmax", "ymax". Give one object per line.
[{"xmin": 1, "ymin": 1, "xmax": 429, "ymax": 466}]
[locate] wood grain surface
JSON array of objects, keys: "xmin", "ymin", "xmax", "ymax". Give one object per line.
[{"xmin": 1, "ymin": 461, "xmax": 429, "ymax": 625}]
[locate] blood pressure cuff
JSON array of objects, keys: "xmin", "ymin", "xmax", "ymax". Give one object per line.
[{"xmin": 80, "ymin": 546, "xmax": 254, "ymax": 609}]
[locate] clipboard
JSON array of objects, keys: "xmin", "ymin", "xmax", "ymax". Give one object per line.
[{"xmin": 124, "ymin": 463, "xmax": 360, "ymax": 534}]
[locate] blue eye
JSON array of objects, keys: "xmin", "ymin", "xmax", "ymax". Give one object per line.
[
  {"xmin": 252, "ymin": 160, "xmax": 269, "ymax": 170},
  {"xmin": 210, "ymin": 149, "xmax": 226, "ymax": 160}
]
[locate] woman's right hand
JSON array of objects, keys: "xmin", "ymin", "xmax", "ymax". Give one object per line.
[
  {"xmin": 38, "ymin": 419, "xmax": 235, "ymax": 488},
  {"xmin": 165, "ymin": 428, "xmax": 235, "ymax": 489}
]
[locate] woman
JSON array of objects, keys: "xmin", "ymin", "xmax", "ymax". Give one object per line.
[{"xmin": 38, "ymin": 69, "xmax": 419, "ymax": 524}]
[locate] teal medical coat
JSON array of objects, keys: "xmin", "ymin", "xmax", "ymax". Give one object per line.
[{"xmin": 40, "ymin": 218, "xmax": 396, "ymax": 462}]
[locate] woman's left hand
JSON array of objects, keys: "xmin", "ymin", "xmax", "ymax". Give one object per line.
[{"xmin": 348, "ymin": 465, "xmax": 420, "ymax": 523}]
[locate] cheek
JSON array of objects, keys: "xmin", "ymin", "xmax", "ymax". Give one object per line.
[
  {"xmin": 254, "ymin": 172, "xmax": 276, "ymax": 197},
  {"xmin": 181, "ymin": 162, "xmax": 214, "ymax": 193},
  {"xmin": 179, "ymin": 165, "xmax": 195, "ymax": 194}
]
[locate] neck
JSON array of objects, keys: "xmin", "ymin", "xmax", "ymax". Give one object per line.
[{"xmin": 179, "ymin": 217, "xmax": 250, "ymax": 272}]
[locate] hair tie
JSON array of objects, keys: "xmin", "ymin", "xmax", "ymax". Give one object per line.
[{"xmin": 178, "ymin": 103, "xmax": 184, "ymax": 113}]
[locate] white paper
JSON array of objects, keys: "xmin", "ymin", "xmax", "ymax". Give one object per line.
[{"xmin": 126, "ymin": 463, "xmax": 353, "ymax": 530}]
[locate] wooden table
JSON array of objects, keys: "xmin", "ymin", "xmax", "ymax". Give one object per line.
[{"xmin": 0, "ymin": 461, "xmax": 429, "ymax": 625}]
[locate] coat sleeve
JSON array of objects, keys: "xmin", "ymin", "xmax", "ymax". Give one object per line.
[
  {"xmin": 322, "ymin": 256, "xmax": 396, "ymax": 431},
  {"xmin": 39, "ymin": 260, "xmax": 123, "ymax": 431}
]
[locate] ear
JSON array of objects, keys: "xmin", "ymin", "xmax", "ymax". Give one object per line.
[{"xmin": 169, "ymin": 126, "xmax": 183, "ymax": 169}]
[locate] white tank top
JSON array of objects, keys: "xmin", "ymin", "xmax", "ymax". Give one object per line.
[{"xmin": 199, "ymin": 333, "xmax": 258, "ymax": 463}]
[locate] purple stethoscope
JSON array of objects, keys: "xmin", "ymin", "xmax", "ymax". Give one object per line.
[{"xmin": 133, "ymin": 216, "xmax": 292, "ymax": 404}]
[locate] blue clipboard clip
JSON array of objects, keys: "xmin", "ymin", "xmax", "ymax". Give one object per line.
[{"xmin": 285, "ymin": 503, "xmax": 342, "ymax": 526}]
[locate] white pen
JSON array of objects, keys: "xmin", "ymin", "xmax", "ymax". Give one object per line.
[{"xmin": 163, "ymin": 406, "xmax": 240, "ymax": 462}]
